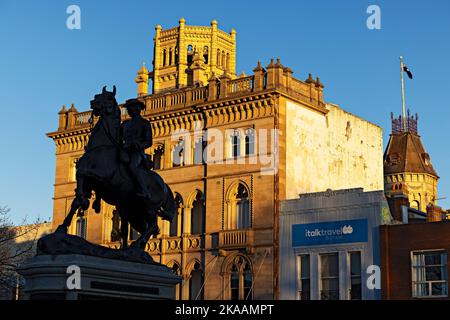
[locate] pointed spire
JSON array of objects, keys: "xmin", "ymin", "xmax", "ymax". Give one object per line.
[{"xmin": 267, "ymin": 58, "xmax": 275, "ymax": 69}]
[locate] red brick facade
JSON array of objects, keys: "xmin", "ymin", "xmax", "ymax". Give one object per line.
[{"xmin": 380, "ymin": 221, "xmax": 450, "ymax": 299}]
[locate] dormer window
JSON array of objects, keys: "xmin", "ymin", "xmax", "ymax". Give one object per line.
[
  {"xmin": 387, "ymin": 153, "xmax": 400, "ymax": 165},
  {"xmin": 422, "ymin": 153, "xmax": 431, "ymax": 166}
]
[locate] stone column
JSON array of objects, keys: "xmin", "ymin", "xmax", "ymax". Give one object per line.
[
  {"xmin": 208, "ymin": 73, "xmax": 218, "ymax": 101},
  {"xmin": 253, "ymin": 61, "xmax": 265, "ymax": 91},
  {"xmin": 219, "ymin": 71, "xmax": 231, "ymax": 99},
  {"xmin": 58, "ymin": 105, "xmax": 67, "ymax": 130}
]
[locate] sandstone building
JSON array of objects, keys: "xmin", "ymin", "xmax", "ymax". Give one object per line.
[{"xmin": 47, "ymin": 19, "xmax": 383, "ymax": 300}]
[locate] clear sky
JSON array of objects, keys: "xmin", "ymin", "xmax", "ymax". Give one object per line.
[{"xmin": 0, "ymin": 0, "xmax": 449, "ymax": 224}]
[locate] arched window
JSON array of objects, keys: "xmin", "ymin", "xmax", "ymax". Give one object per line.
[
  {"xmin": 236, "ymin": 184, "xmax": 250, "ymax": 229},
  {"xmin": 168, "ymin": 261, "xmax": 182, "ymax": 300},
  {"xmin": 169, "ymin": 48, "xmax": 173, "ymax": 66},
  {"xmin": 162, "ymin": 49, "xmax": 167, "ymax": 67},
  {"xmin": 245, "ymin": 129, "xmax": 255, "ymax": 156},
  {"xmin": 129, "ymin": 227, "xmax": 140, "ymax": 241},
  {"xmin": 191, "ymin": 192, "xmax": 205, "ymax": 235},
  {"xmin": 174, "ymin": 46, "xmax": 179, "ymax": 64},
  {"xmin": 226, "ymin": 53, "xmax": 230, "ymax": 71},
  {"xmin": 170, "ymin": 194, "xmax": 183, "ymax": 237},
  {"xmin": 203, "ymin": 46, "xmax": 209, "ymax": 64},
  {"xmin": 230, "ymin": 264, "xmax": 239, "ymax": 300},
  {"xmin": 111, "ymin": 209, "xmax": 121, "ymax": 242},
  {"xmin": 69, "ymin": 157, "xmax": 79, "ymax": 182},
  {"xmin": 76, "ymin": 215, "xmax": 87, "ymax": 239},
  {"xmin": 173, "ymin": 140, "xmax": 185, "ymax": 167},
  {"xmin": 231, "ymin": 130, "xmax": 241, "ymax": 158},
  {"xmin": 187, "ymin": 45, "xmax": 194, "ymax": 64},
  {"xmin": 217, "ymin": 49, "xmax": 221, "ymax": 66},
  {"xmin": 223, "ymin": 255, "xmax": 253, "ymax": 300},
  {"xmin": 225, "ymin": 182, "xmax": 251, "ymax": 230},
  {"xmin": 411, "ymin": 200, "xmax": 420, "ymax": 210},
  {"xmin": 193, "ymin": 139, "xmax": 204, "ymax": 165},
  {"xmin": 189, "ymin": 261, "xmax": 204, "ymax": 300},
  {"xmin": 152, "ymin": 144, "xmax": 164, "ymax": 170},
  {"xmin": 222, "ymin": 51, "xmax": 226, "ymax": 69}
]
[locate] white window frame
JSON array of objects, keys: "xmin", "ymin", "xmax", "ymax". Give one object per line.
[{"xmin": 411, "ymin": 249, "xmax": 448, "ymax": 298}]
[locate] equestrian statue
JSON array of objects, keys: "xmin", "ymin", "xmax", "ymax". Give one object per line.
[{"xmin": 54, "ymin": 86, "xmax": 177, "ymax": 251}]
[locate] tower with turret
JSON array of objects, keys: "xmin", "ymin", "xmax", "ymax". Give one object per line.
[
  {"xmin": 384, "ymin": 110, "xmax": 439, "ymax": 212},
  {"xmin": 138, "ymin": 18, "xmax": 237, "ymax": 94}
]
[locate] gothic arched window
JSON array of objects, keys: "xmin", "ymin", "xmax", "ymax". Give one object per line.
[
  {"xmin": 225, "ymin": 182, "xmax": 251, "ymax": 230},
  {"xmin": 110, "ymin": 209, "xmax": 121, "ymax": 242},
  {"xmin": 190, "ymin": 192, "xmax": 205, "ymax": 235},
  {"xmin": 174, "ymin": 46, "xmax": 179, "ymax": 64},
  {"xmin": 203, "ymin": 46, "xmax": 209, "ymax": 64},
  {"xmin": 76, "ymin": 215, "xmax": 87, "ymax": 239},
  {"xmin": 187, "ymin": 45, "xmax": 194, "ymax": 64},
  {"xmin": 168, "ymin": 261, "xmax": 182, "ymax": 300},
  {"xmin": 231, "ymin": 130, "xmax": 241, "ymax": 158},
  {"xmin": 163, "ymin": 49, "xmax": 167, "ymax": 67},
  {"xmin": 172, "ymin": 140, "xmax": 185, "ymax": 167},
  {"xmin": 222, "ymin": 51, "xmax": 226, "ymax": 69},
  {"xmin": 152, "ymin": 144, "xmax": 164, "ymax": 170},
  {"xmin": 170, "ymin": 193, "xmax": 183, "ymax": 237},
  {"xmin": 245, "ymin": 128, "xmax": 255, "ymax": 156},
  {"xmin": 188, "ymin": 261, "xmax": 204, "ymax": 300},
  {"xmin": 224, "ymin": 255, "xmax": 253, "ymax": 300}
]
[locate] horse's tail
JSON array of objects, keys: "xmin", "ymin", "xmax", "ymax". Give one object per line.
[{"xmin": 158, "ymin": 184, "xmax": 177, "ymax": 222}]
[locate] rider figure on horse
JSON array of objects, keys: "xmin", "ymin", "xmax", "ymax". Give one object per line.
[{"xmin": 121, "ymin": 98, "xmax": 153, "ymax": 200}]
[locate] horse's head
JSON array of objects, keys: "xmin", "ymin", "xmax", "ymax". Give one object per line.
[{"xmin": 90, "ymin": 85, "xmax": 119, "ymax": 117}]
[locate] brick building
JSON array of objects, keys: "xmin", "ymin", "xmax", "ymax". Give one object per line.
[{"xmin": 380, "ymin": 211, "xmax": 450, "ymax": 299}]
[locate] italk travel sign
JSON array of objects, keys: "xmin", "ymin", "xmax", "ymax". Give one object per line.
[{"xmin": 292, "ymin": 219, "xmax": 368, "ymax": 247}]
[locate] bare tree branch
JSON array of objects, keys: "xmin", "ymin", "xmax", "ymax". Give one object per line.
[{"xmin": 0, "ymin": 205, "xmax": 42, "ymax": 296}]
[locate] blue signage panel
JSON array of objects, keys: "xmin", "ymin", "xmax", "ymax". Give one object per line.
[{"xmin": 292, "ymin": 219, "xmax": 368, "ymax": 247}]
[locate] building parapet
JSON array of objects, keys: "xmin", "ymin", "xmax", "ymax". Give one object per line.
[{"xmin": 53, "ymin": 59, "xmax": 327, "ymax": 132}]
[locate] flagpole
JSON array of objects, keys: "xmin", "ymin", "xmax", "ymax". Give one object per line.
[{"xmin": 400, "ymin": 56, "xmax": 406, "ymax": 131}]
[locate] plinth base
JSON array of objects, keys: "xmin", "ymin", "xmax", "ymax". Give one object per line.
[{"xmin": 18, "ymin": 254, "xmax": 181, "ymax": 300}]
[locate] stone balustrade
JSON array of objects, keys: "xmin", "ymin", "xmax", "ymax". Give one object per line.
[
  {"xmin": 56, "ymin": 60, "xmax": 326, "ymax": 131},
  {"xmin": 218, "ymin": 229, "xmax": 254, "ymax": 250}
]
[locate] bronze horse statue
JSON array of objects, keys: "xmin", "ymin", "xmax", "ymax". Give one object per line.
[{"xmin": 55, "ymin": 86, "xmax": 176, "ymax": 250}]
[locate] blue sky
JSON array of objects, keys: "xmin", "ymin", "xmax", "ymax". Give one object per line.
[{"xmin": 0, "ymin": 0, "xmax": 449, "ymax": 224}]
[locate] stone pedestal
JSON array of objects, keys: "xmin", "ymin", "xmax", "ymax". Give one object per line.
[{"xmin": 18, "ymin": 254, "xmax": 181, "ymax": 300}]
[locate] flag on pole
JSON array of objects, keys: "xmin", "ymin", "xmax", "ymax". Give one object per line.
[{"xmin": 403, "ymin": 65, "xmax": 413, "ymax": 79}]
